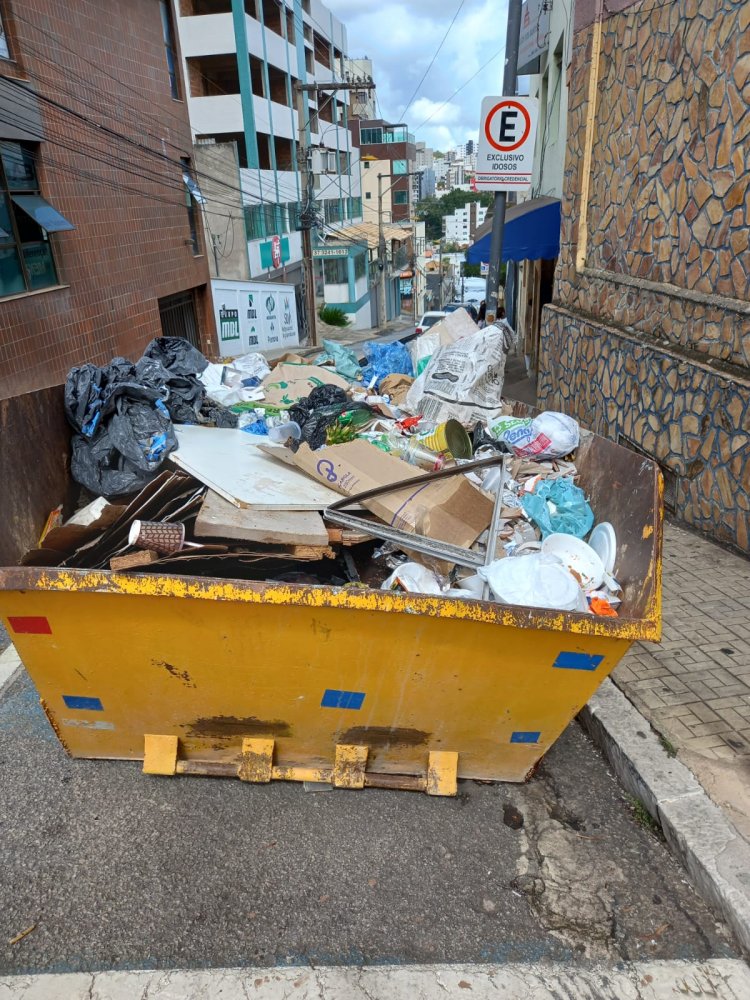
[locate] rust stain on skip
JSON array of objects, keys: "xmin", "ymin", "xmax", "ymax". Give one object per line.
[
  {"xmin": 340, "ymin": 726, "xmax": 429, "ymax": 749},
  {"xmin": 187, "ymin": 715, "xmax": 291, "ymax": 739},
  {"xmin": 153, "ymin": 659, "xmax": 196, "ymax": 689}
]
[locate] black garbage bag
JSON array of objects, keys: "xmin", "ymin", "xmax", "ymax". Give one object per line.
[
  {"xmin": 70, "ymin": 394, "xmax": 176, "ymax": 496},
  {"xmin": 199, "ymin": 398, "xmax": 238, "ymax": 428},
  {"xmin": 142, "ymin": 336, "xmax": 208, "ymax": 376},
  {"xmin": 65, "ymin": 337, "xmax": 226, "ymax": 495},
  {"xmin": 289, "ymin": 385, "xmax": 371, "ymax": 450}
]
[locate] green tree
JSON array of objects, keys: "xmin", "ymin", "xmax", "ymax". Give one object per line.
[{"xmin": 415, "ymin": 190, "xmax": 493, "ymax": 241}]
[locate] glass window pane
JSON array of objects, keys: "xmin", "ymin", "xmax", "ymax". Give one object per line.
[
  {"xmin": 22, "ymin": 241, "xmax": 57, "ymax": 290},
  {"xmin": 393, "ymin": 160, "xmax": 407, "ymax": 174},
  {"xmin": 393, "ymin": 190, "xmax": 408, "ymax": 205},
  {"xmin": 0, "ymin": 14, "xmax": 10, "ymax": 59},
  {"xmin": 0, "ymin": 192, "xmax": 14, "ymax": 239},
  {"xmin": 323, "ymin": 257, "xmax": 347, "ymax": 283},
  {"xmin": 1, "ymin": 142, "xmax": 38, "ymax": 190},
  {"xmin": 0, "ymin": 245, "xmax": 26, "ymax": 296}
]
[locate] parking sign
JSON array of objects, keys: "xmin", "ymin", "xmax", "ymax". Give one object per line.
[{"xmin": 475, "ymin": 96, "xmax": 539, "ymax": 190}]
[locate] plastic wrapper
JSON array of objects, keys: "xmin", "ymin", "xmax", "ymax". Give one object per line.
[
  {"xmin": 360, "ymin": 339, "xmax": 413, "ymax": 386},
  {"xmin": 520, "ymin": 478, "xmax": 595, "ymax": 539},
  {"xmin": 319, "ymin": 339, "xmax": 361, "ymax": 380},
  {"xmin": 493, "ymin": 411, "xmax": 580, "ymax": 460},
  {"xmin": 381, "ymin": 562, "xmax": 445, "ymax": 595}
]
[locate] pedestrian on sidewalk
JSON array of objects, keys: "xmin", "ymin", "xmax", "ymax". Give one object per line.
[{"xmin": 477, "ymin": 299, "xmax": 487, "ymax": 327}]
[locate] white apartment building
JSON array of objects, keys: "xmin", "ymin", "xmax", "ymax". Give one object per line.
[
  {"xmin": 443, "ymin": 202, "xmax": 487, "ymax": 245},
  {"xmin": 345, "ymin": 57, "xmax": 377, "ymax": 118},
  {"xmin": 175, "ymin": 0, "xmax": 363, "ymax": 325}
]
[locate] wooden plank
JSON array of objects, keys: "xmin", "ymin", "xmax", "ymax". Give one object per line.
[
  {"xmin": 110, "ymin": 550, "xmax": 159, "ymax": 571},
  {"xmin": 173, "ymin": 426, "xmax": 342, "ymax": 510},
  {"xmin": 195, "ymin": 490, "xmax": 329, "ymax": 546}
]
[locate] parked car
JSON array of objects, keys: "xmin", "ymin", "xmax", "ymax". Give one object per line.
[
  {"xmin": 416, "ymin": 311, "xmax": 447, "ymax": 335},
  {"xmin": 443, "ymin": 303, "xmax": 479, "ymax": 321}
]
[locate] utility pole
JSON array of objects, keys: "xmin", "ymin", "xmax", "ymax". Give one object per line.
[
  {"xmin": 484, "ymin": 0, "xmax": 522, "ymax": 326},
  {"xmin": 295, "ymin": 80, "xmax": 374, "ymax": 346},
  {"xmin": 377, "ymin": 171, "xmax": 387, "ymax": 328},
  {"xmin": 438, "ymin": 240, "xmax": 443, "ymax": 308}
]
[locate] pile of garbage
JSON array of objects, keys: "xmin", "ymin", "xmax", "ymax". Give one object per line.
[{"xmin": 36, "ymin": 313, "xmax": 622, "ymax": 617}]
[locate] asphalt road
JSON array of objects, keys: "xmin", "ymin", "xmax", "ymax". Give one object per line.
[{"xmin": 0, "ymin": 667, "xmax": 736, "ymax": 976}]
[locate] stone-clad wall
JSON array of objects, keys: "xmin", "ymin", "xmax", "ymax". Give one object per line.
[
  {"xmin": 539, "ymin": 0, "xmax": 750, "ymax": 552},
  {"xmin": 540, "ymin": 306, "xmax": 750, "ymax": 550}
]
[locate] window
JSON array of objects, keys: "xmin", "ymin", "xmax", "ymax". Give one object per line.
[
  {"xmin": 393, "ymin": 190, "xmax": 408, "ymax": 205},
  {"xmin": 181, "ymin": 158, "xmax": 202, "ymax": 254},
  {"xmin": 393, "ymin": 160, "xmax": 407, "ymax": 175},
  {"xmin": 323, "ymin": 257, "xmax": 347, "ymax": 284},
  {"xmin": 354, "ymin": 252, "xmax": 366, "ymax": 280},
  {"xmin": 365, "ymin": 191, "xmax": 371, "ymax": 200},
  {"xmin": 323, "ymin": 199, "xmax": 342, "ymax": 224},
  {"xmin": 360, "ymin": 127, "xmax": 383, "ymax": 145},
  {"xmin": 160, "ymin": 0, "xmax": 181, "ymax": 99},
  {"xmin": 244, "ymin": 202, "xmax": 277, "ymax": 241},
  {"xmin": 0, "ymin": 9, "xmax": 10, "ymax": 59},
  {"xmin": 363, "ymin": 160, "xmax": 370, "ymax": 169},
  {"xmin": 0, "ymin": 142, "xmax": 73, "ymax": 298}
]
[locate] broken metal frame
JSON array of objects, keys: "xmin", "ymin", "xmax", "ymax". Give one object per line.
[{"xmin": 323, "ymin": 453, "xmax": 509, "ymax": 570}]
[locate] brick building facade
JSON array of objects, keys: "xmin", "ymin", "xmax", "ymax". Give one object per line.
[
  {"xmin": 539, "ymin": 0, "xmax": 750, "ymax": 553},
  {"xmin": 0, "ymin": 0, "xmax": 216, "ymax": 400}
]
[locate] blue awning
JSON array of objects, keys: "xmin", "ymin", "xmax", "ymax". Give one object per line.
[
  {"xmin": 466, "ymin": 196, "xmax": 560, "ymax": 264},
  {"xmin": 11, "ymin": 194, "xmax": 75, "ymax": 232}
]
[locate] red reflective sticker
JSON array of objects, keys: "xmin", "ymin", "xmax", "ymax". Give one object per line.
[{"xmin": 7, "ymin": 616, "xmax": 52, "ymax": 635}]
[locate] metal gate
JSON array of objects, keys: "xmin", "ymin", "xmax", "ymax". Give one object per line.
[{"xmin": 158, "ymin": 291, "xmax": 200, "ymax": 349}]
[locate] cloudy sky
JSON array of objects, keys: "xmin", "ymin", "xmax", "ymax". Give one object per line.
[{"xmin": 326, "ymin": 0, "xmax": 509, "ymax": 152}]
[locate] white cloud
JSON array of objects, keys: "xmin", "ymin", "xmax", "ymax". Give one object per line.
[{"xmin": 326, "ymin": 0, "xmax": 508, "ymax": 150}]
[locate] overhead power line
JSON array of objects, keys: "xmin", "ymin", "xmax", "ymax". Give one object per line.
[{"xmin": 399, "ymin": 0, "xmax": 467, "ymax": 121}]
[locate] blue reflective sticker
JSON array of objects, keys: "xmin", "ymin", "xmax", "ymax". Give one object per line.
[
  {"xmin": 553, "ymin": 651, "xmax": 604, "ymax": 671},
  {"xmin": 321, "ymin": 689, "xmax": 365, "ymax": 710},
  {"xmin": 62, "ymin": 695, "xmax": 104, "ymax": 711},
  {"xmin": 510, "ymin": 731, "xmax": 540, "ymax": 744}
]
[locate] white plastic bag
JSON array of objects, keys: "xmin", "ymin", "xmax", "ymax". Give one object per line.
[
  {"xmin": 478, "ymin": 553, "xmax": 586, "ymax": 611},
  {"xmin": 497, "ymin": 411, "xmax": 580, "ymax": 459},
  {"xmin": 381, "ymin": 562, "xmax": 444, "ymax": 595}
]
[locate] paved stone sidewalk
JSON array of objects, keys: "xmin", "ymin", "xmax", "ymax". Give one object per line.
[{"xmin": 614, "ymin": 521, "xmax": 750, "ymax": 839}]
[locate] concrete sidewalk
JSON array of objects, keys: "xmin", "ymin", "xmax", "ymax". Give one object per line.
[{"xmin": 614, "ymin": 522, "xmax": 750, "ymax": 843}]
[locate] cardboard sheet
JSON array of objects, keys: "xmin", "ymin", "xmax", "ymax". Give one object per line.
[
  {"xmin": 261, "ymin": 363, "xmax": 350, "ymax": 407},
  {"xmin": 278, "ymin": 439, "xmax": 494, "ymax": 549}
]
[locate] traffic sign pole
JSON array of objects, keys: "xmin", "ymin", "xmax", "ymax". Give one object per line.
[{"xmin": 484, "ymin": 0, "xmax": 523, "ymax": 326}]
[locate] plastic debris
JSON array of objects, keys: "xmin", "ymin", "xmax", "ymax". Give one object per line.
[
  {"xmin": 360, "ymin": 339, "xmax": 413, "ymax": 387},
  {"xmin": 520, "ymin": 478, "xmax": 595, "ymax": 539}
]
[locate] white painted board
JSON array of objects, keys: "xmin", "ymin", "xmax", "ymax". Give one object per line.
[{"xmin": 172, "ymin": 426, "xmax": 342, "ymax": 510}]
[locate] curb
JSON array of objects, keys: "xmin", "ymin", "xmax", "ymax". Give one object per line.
[
  {"xmin": 580, "ymin": 678, "xmax": 750, "ymax": 956},
  {"xmin": 0, "ymin": 644, "xmax": 21, "ymax": 699},
  {"xmin": 1, "ymin": 959, "xmax": 750, "ymax": 999}
]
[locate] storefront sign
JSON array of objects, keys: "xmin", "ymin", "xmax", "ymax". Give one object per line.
[{"xmin": 211, "ymin": 278, "xmax": 300, "ymax": 356}]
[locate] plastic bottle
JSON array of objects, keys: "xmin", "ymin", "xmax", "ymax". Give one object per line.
[{"xmin": 386, "ymin": 432, "xmax": 445, "ymax": 472}]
